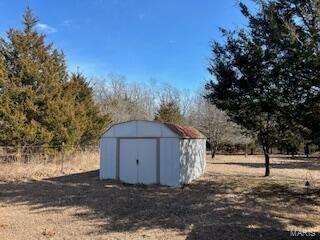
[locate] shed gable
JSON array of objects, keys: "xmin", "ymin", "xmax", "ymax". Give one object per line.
[{"xmin": 101, "ymin": 120, "xmax": 179, "ymax": 138}]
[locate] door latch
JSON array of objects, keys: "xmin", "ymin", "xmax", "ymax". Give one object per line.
[{"xmin": 136, "ymin": 159, "xmax": 139, "ymax": 165}]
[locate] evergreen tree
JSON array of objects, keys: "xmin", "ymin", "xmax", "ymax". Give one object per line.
[
  {"xmin": 154, "ymin": 99, "xmax": 184, "ymax": 124},
  {"xmin": 206, "ymin": 0, "xmax": 320, "ymax": 175},
  {"xmin": 277, "ymin": 130, "xmax": 304, "ymax": 156},
  {"xmin": 0, "ymin": 8, "xmax": 67, "ymax": 146},
  {"xmin": 65, "ymin": 72, "xmax": 110, "ymax": 146},
  {"xmin": 0, "ymin": 56, "xmax": 5, "ymax": 84},
  {"xmin": 205, "ymin": 3, "xmax": 286, "ymax": 176},
  {"xmin": 0, "ymin": 8, "xmax": 108, "ymax": 148},
  {"xmin": 255, "ymin": 0, "xmax": 320, "ymax": 146},
  {"xmin": 0, "ymin": 55, "xmax": 6, "ymax": 94},
  {"xmin": 0, "ymin": 26, "xmax": 52, "ymax": 146}
]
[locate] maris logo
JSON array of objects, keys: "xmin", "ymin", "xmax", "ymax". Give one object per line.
[{"xmin": 290, "ymin": 228, "xmax": 316, "ymax": 237}]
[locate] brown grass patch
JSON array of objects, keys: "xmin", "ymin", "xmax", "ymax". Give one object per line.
[
  {"xmin": 0, "ymin": 150, "xmax": 99, "ymax": 181},
  {"xmin": 0, "ymin": 154, "xmax": 319, "ymax": 239}
]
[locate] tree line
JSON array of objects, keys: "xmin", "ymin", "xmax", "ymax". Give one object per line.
[
  {"xmin": 2, "ymin": 3, "xmax": 316, "ymax": 177},
  {"xmin": 0, "ymin": 8, "xmax": 247, "ymax": 154},
  {"xmin": 94, "ymin": 76, "xmax": 250, "ymax": 157},
  {"xmin": 205, "ymin": 0, "xmax": 320, "ymax": 176}
]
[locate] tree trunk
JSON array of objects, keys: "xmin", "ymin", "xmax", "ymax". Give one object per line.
[
  {"xmin": 245, "ymin": 144, "xmax": 248, "ymax": 158},
  {"xmin": 264, "ymin": 152, "xmax": 270, "ymax": 176},
  {"xmin": 263, "ymin": 146, "xmax": 270, "ymax": 177},
  {"xmin": 263, "ymin": 112, "xmax": 271, "ymax": 177},
  {"xmin": 211, "ymin": 143, "xmax": 217, "ymax": 158},
  {"xmin": 304, "ymin": 144, "xmax": 309, "ymax": 158}
]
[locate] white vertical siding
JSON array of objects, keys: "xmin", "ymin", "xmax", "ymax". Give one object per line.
[
  {"xmin": 137, "ymin": 139, "xmax": 157, "ymax": 184},
  {"xmin": 179, "ymin": 139, "xmax": 206, "ymax": 184},
  {"xmin": 100, "ymin": 138, "xmax": 117, "ymax": 179},
  {"xmin": 160, "ymin": 138, "xmax": 180, "ymax": 186},
  {"xmin": 119, "ymin": 139, "xmax": 157, "ymax": 184},
  {"xmin": 137, "ymin": 121, "xmax": 162, "ymax": 137},
  {"xmin": 119, "ymin": 139, "xmax": 138, "ymax": 183},
  {"xmin": 113, "ymin": 121, "xmax": 137, "ymax": 137},
  {"xmin": 104, "ymin": 126, "xmax": 114, "ymax": 137},
  {"xmin": 161, "ymin": 125, "xmax": 179, "ymax": 137}
]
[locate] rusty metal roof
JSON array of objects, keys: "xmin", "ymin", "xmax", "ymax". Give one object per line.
[{"xmin": 165, "ymin": 123, "xmax": 206, "ymax": 139}]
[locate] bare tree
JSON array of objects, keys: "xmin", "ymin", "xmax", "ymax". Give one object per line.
[
  {"xmin": 188, "ymin": 100, "xmax": 227, "ymax": 157},
  {"xmin": 94, "ymin": 74, "xmax": 156, "ymax": 124},
  {"xmin": 187, "ymin": 93, "xmax": 251, "ymax": 158}
]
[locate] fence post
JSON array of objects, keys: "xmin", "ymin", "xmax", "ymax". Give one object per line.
[
  {"xmin": 60, "ymin": 143, "xmax": 65, "ymax": 173},
  {"xmin": 245, "ymin": 143, "xmax": 248, "ymax": 158}
]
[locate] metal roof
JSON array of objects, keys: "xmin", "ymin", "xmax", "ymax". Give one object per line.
[
  {"xmin": 101, "ymin": 120, "xmax": 206, "ymax": 139},
  {"xmin": 164, "ymin": 123, "xmax": 206, "ymax": 139}
]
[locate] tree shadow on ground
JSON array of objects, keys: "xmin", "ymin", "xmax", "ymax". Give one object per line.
[
  {"xmin": 0, "ymin": 170, "xmax": 319, "ymax": 239},
  {"xmin": 209, "ymin": 157, "xmax": 320, "ymax": 171}
]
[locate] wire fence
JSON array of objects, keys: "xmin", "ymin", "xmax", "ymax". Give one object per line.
[{"xmin": 0, "ymin": 144, "xmax": 99, "ymax": 164}]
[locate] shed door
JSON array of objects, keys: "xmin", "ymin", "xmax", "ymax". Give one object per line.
[
  {"xmin": 119, "ymin": 139, "xmax": 138, "ymax": 184},
  {"xmin": 137, "ymin": 139, "xmax": 157, "ymax": 184},
  {"xmin": 119, "ymin": 139, "xmax": 157, "ymax": 184}
]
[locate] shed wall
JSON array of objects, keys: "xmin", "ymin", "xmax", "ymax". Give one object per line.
[
  {"xmin": 179, "ymin": 139, "xmax": 206, "ymax": 184},
  {"xmin": 159, "ymin": 138, "xmax": 180, "ymax": 186},
  {"xmin": 100, "ymin": 138, "xmax": 117, "ymax": 179}
]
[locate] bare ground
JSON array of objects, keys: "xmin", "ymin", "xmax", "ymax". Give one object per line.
[{"xmin": 0, "ymin": 154, "xmax": 319, "ymax": 239}]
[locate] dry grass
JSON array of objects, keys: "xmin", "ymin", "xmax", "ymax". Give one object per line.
[
  {"xmin": 0, "ymin": 150, "xmax": 99, "ymax": 181},
  {"xmin": 0, "ymin": 154, "xmax": 319, "ymax": 240},
  {"xmin": 210, "ymin": 154, "xmax": 320, "ymax": 182}
]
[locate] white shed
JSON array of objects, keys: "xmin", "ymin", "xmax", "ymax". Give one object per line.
[{"xmin": 99, "ymin": 120, "xmax": 206, "ymax": 187}]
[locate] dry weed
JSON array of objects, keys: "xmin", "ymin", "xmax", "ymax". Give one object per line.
[{"xmin": 0, "ymin": 150, "xmax": 99, "ymax": 181}]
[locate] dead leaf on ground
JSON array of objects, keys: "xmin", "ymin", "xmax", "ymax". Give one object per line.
[{"xmin": 42, "ymin": 228, "xmax": 55, "ymax": 237}]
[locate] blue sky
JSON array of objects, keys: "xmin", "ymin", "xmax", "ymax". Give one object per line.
[{"xmin": 0, "ymin": 0, "xmax": 255, "ymax": 90}]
